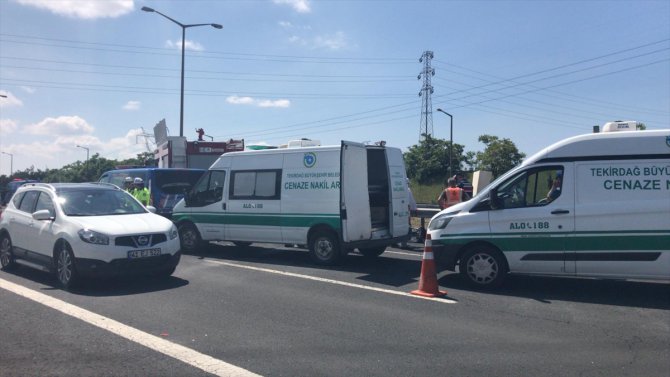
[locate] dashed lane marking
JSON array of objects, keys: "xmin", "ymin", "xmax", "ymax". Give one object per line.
[
  {"xmin": 204, "ymin": 259, "xmax": 457, "ymax": 304},
  {"xmin": 0, "ymin": 277, "xmax": 262, "ymax": 377}
]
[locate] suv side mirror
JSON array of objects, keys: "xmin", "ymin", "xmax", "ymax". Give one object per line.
[{"xmin": 32, "ymin": 209, "xmax": 55, "ymax": 221}]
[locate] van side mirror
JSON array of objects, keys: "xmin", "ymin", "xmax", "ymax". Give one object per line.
[
  {"xmin": 490, "ymin": 188, "xmax": 502, "ymax": 210},
  {"xmin": 183, "ymin": 190, "xmax": 193, "ymax": 207}
]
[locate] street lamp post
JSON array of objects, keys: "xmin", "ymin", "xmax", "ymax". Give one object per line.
[
  {"xmin": 76, "ymin": 145, "xmax": 89, "ymax": 177},
  {"xmin": 1, "ymin": 152, "xmax": 13, "ymax": 176},
  {"xmin": 141, "ymin": 6, "xmax": 222, "ymax": 138},
  {"xmin": 436, "ymin": 108, "xmax": 454, "ymax": 179}
]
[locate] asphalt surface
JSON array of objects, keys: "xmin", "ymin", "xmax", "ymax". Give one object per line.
[{"xmin": 1, "ymin": 241, "xmax": 669, "ymax": 376}]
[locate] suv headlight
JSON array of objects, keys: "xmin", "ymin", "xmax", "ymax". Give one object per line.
[
  {"xmin": 428, "ymin": 214, "xmax": 454, "ymax": 231},
  {"xmin": 78, "ymin": 229, "xmax": 109, "ymax": 245},
  {"xmin": 169, "ymin": 225, "xmax": 179, "ymax": 240}
]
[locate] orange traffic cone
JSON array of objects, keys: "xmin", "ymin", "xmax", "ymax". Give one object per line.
[{"xmin": 411, "ymin": 233, "xmax": 447, "ymax": 298}]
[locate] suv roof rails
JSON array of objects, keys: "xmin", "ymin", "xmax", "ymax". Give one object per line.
[{"xmin": 23, "ymin": 182, "xmax": 55, "ymax": 190}]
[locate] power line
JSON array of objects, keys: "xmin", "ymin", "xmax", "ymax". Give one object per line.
[
  {"xmin": 0, "ymin": 78, "xmax": 413, "ymax": 99},
  {"xmin": 0, "ymin": 63, "xmax": 413, "ymax": 84},
  {"xmin": 438, "ymin": 63, "xmax": 670, "ymax": 115},
  {"xmin": 433, "ymin": 38, "xmax": 669, "ymax": 95},
  {"xmin": 0, "ymin": 34, "xmax": 415, "ymax": 64},
  {"xmin": 439, "ymin": 58, "xmax": 670, "ymax": 109},
  {"xmin": 0, "ymin": 56, "xmax": 411, "ymax": 79}
]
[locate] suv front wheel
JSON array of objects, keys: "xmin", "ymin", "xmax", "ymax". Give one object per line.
[{"xmin": 56, "ymin": 242, "xmax": 79, "ymax": 290}]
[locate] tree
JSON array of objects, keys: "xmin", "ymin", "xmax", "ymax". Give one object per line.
[
  {"xmin": 403, "ymin": 134, "xmax": 464, "ymax": 184},
  {"xmin": 463, "ymin": 151, "xmax": 478, "ymax": 171},
  {"xmin": 475, "ymin": 135, "xmax": 525, "ymax": 178}
]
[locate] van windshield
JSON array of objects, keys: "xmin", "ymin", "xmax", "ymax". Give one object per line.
[{"xmin": 155, "ymin": 170, "xmax": 205, "ymax": 194}]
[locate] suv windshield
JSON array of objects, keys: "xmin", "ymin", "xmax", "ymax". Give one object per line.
[{"xmin": 57, "ymin": 189, "xmax": 146, "ymax": 216}]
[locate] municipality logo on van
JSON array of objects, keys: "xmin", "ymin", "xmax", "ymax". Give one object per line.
[
  {"xmin": 303, "ymin": 152, "xmax": 317, "ymax": 168},
  {"xmin": 666, "ymin": 136, "xmax": 670, "ymax": 148}
]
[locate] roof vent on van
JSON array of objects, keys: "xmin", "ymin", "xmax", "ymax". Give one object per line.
[
  {"xmin": 601, "ymin": 120, "xmax": 637, "ymax": 132},
  {"xmin": 287, "ymin": 139, "xmax": 321, "ymax": 148}
]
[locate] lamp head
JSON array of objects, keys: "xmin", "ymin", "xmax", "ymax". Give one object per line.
[
  {"xmin": 141, "ymin": 6, "xmax": 155, "ymax": 12},
  {"xmin": 211, "ymin": 23, "xmax": 223, "ymax": 29}
]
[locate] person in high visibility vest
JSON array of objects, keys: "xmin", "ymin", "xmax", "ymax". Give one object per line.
[
  {"xmin": 131, "ymin": 177, "xmax": 150, "ymax": 206},
  {"xmin": 123, "ymin": 176, "xmax": 133, "ymax": 192},
  {"xmin": 437, "ymin": 177, "xmax": 467, "ymax": 210}
]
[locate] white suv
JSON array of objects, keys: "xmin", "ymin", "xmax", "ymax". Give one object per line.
[{"xmin": 0, "ymin": 183, "xmax": 181, "ymax": 289}]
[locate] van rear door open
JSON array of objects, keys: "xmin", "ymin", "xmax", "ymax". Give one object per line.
[
  {"xmin": 340, "ymin": 141, "xmax": 372, "ymax": 242},
  {"xmin": 387, "ymin": 148, "xmax": 411, "ymax": 238}
]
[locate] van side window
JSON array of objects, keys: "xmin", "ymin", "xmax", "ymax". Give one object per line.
[
  {"xmin": 494, "ymin": 166, "xmax": 564, "ymax": 209},
  {"xmin": 189, "ymin": 170, "xmax": 226, "ymax": 206},
  {"xmin": 230, "ymin": 170, "xmax": 281, "ymax": 200}
]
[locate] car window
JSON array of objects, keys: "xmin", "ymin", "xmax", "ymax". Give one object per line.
[
  {"xmin": 58, "ymin": 189, "xmax": 146, "ymax": 216},
  {"xmin": 35, "ymin": 192, "xmax": 56, "ymax": 216},
  {"xmin": 112, "ymin": 171, "xmax": 146, "ymax": 188},
  {"xmin": 11, "ymin": 192, "xmax": 26, "ymax": 208},
  {"xmin": 494, "ymin": 166, "xmax": 564, "ymax": 208},
  {"xmin": 18, "ymin": 190, "xmax": 40, "ymax": 213},
  {"xmin": 230, "ymin": 170, "xmax": 281, "ymax": 200},
  {"xmin": 155, "ymin": 170, "xmax": 205, "ymax": 194},
  {"xmin": 189, "ymin": 170, "xmax": 226, "ymax": 206}
]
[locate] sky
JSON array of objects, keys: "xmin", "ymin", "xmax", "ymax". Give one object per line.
[{"xmin": 1, "ymin": 0, "xmax": 669, "ymax": 176}]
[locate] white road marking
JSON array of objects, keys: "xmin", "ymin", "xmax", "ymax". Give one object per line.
[
  {"xmin": 204, "ymin": 259, "xmax": 457, "ymax": 304},
  {"xmin": 385, "ymin": 250, "xmax": 422, "ymax": 257},
  {"xmin": 0, "ymin": 278, "xmax": 261, "ymax": 377}
]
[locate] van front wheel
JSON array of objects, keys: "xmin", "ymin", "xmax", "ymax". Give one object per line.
[
  {"xmin": 178, "ymin": 223, "xmax": 203, "ymax": 254},
  {"xmin": 459, "ymin": 245, "xmax": 507, "ymax": 288},
  {"xmin": 309, "ymin": 231, "xmax": 342, "ymax": 265}
]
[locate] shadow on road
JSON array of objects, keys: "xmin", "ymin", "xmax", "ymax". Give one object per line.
[
  {"xmin": 185, "ymin": 241, "xmax": 424, "ymax": 288},
  {"xmin": 439, "ymin": 272, "xmax": 670, "ymax": 310},
  {"xmin": 4, "ymin": 266, "xmax": 189, "ymax": 297},
  {"xmin": 184, "ymin": 241, "xmax": 670, "ymax": 310}
]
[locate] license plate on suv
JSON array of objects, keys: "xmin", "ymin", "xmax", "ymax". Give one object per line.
[{"xmin": 128, "ymin": 248, "xmax": 161, "ymax": 259}]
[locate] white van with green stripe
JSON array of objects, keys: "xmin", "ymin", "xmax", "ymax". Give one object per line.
[
  {"xmin": 428, "ymin": 128, "xmax": 670, "ymax": 288},
  {"xmin": 172, "ymin": 141, "xmax": 410, "ymax": 264}
]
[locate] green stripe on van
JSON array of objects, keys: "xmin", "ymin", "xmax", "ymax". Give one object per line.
[
  {"xmin": 436, "ymin": 231, "xmax": 670, "ymax": 252},
  {"xmin": 173, "ymin": 212, "xmax": 341, "ymax": 229}
]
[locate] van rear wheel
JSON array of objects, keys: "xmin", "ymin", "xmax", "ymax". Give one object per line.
[
  {"xmin": 459, "ymin": 245, "xmax": 507, "ymax": 288},
  {"xmin": 309, "ymin": 231, "xmax": 343, "ymax": 265}
]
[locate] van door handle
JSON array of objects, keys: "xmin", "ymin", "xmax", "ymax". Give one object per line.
[
  {"xmin": 222, "ymin": 202, "xmax": 226, "ymax": 210},
  {"xmin": 551, "ymin": 209, "xmax": 570, "ymax": 215}
]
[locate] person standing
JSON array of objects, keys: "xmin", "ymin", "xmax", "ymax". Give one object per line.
[
  {"xmin": 437, "ymin": 177, "xmax": 466, "ymax": 210},
  {"xmin": 132, "ymin": 177, "xmax": 150, "ymax": 206}
]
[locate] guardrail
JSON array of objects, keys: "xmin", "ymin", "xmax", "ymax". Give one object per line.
[{"xmin": 410, "ymin": 205, "xmax": 440, "ymax": 242}]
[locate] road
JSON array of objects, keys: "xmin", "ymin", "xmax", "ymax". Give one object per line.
[{"xmin": 1, "ymin": 242, "xmax": 669, "ymax": 377}]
